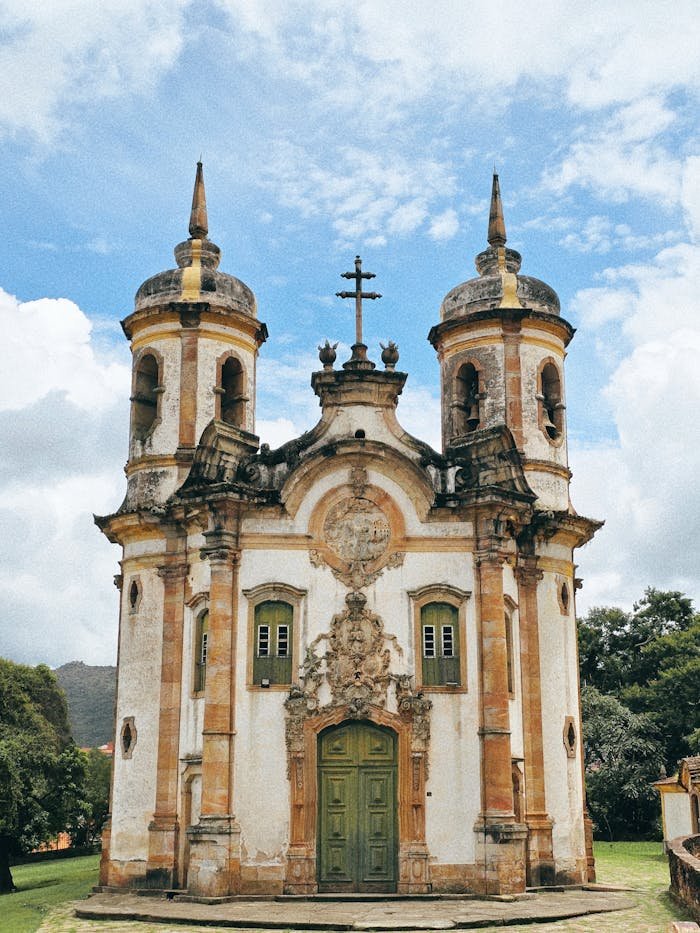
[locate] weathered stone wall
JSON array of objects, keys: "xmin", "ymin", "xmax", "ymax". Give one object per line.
[{"xmin": 669, "ymin": 834, "xmax": 700, "ymax": 921}]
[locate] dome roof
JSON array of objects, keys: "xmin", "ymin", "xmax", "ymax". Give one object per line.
[
  {"xmin": 133, "ymin": 162, "xmax": 257, "ymax": 318},
  {"xmin": 439, "ymin": 174, "xmax": 560, "ymax": 322}
]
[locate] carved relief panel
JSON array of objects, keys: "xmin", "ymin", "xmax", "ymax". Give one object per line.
[{"xmin": 308, "ymin": 465, "xmax": 405, "ymax": 588}]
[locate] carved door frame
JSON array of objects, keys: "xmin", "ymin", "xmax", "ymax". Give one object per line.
[{"xmin": 284, "ymin": 703, "xmax": 431, "ymax": 894}]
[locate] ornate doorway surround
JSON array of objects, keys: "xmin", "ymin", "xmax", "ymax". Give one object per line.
[{"xmin": 283, "ymin": 590, "xmax": 432, "ymax": 894}]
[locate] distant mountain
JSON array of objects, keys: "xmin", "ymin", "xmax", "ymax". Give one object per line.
[{"xmin": 55, "ymin": 661, "xmax": 117, "ymax": 747}]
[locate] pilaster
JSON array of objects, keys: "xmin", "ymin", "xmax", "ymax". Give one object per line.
[
  {"xmin": 146, "ymin": 556, "xmax": 188, "ymax": 888},
  {"xmin": 515, "ymin": 558, "xmax": 555, "ymax": 886},
  {"xmin": 187, "ymin": 524, "xmax": 241, "ymax": 897},
  {"xmin": 474, "ymin": 524, "xmax": 527, "ymax": 894},
  {"xmin": 177, "ymin": 304, "xmax": 200, "ymax": 476}
]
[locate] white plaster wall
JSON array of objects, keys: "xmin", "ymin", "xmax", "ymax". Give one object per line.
[
  {"xmin": 110, "ymin": 567, "xmax": 164, "ymax": 860},
  {"xmin": 664, "ymin": 793, "xmax": 693, "ymax": 841},
  {"xmin": 426, "ymin": 693, "xmax": 481, "ymax": 864},
  {"xmin": 231, "ymin": 539, "xmax": 482, "ymax": 866},
  {"xmin": 235, "ymin": 690, "xmax": 290, "ymax": 861},
  {"xmin": 537, "ymin": 571, "xmax": 585, "ymax": 871}
]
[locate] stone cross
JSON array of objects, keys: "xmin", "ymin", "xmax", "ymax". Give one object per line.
[{"xmin": 336, "ymin": 256, "xmax": 382, "ymax": 348}]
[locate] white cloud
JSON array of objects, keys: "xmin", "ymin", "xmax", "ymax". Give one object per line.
[
  {"xmin": 0, "ymin": 288, "xmax": 130, "ymax": 411},
  {"xmin": 569, "ymin": 165, "xmax": 700, "ymax": 612},
  {"xmin": 0, "ymin": 0, "xmax": 188, "ymax": 140},
  {"xmin": 217, "ymin": 1, "xmax": 700, "ymax": 113},
  {"xmin": 429, "ymin": 208, "xmax": 459, "ymax": 242},
  {"xmin": 0, "ymin": 287, "xmax": 128, "ymax": 665},
  {"xmin": 263, "ymin": 142, "xmax": 456, "ymax": 244},
  {"xmin": 544, "ymin": 98, "xmax": 684, "ymax": 207}
]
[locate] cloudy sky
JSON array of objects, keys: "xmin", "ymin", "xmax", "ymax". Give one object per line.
[{"xmin": 1, "ymin": 0, "xmax": 698, "ymax": 667}]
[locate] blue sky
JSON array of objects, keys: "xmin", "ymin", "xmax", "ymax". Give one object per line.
[{"xmin": 0, "ymin": 0, "xmax": 698, "ymax": 666}]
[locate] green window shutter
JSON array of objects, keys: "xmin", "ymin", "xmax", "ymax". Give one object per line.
[
  {"xmin": 421, "ymin": 603, "xmax": 460, "ymax": 686},
  {"xmin": 253, "ymin": 601, "xmax": 293, "ymax": 684},
  {"xmin": 194, "ymin": 609, "xmax": 209, "ymax": 693}
]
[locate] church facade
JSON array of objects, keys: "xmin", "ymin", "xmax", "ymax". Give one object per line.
[{"xmin": 97, "ymin": 165, "xmax": 600, "ymax": 897}]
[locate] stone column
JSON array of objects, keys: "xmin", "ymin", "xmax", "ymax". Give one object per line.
[
  {"xmin": 474, "ymin": 536, "xmax": 527, "ymax": 894},
  {"xmin": 186, "ymin": 526, "xmax": 241, "ymax": 897},
  {"xmin": 146, "ymin": 558, "xmax": 188, "ymax": 888},
  {"xmin": 515, "ymin": 559, "xmax": 555, "ymax": 885}
]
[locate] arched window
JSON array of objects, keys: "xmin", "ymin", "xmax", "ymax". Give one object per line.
[
  {"xmin": 194, "ymin": 609, "xmax": 209, "ymax": 694},
  {"xmin": 132, "ymin": 353, "xmax": 160, "ymax": 440},
  {"xmin": 219, "ymin": 356, "xmax": 247, "ymax": 427},
  {"xmin": 505, "ymin": 610, "xmax": 514, "ymax": 695},
  {"xmin": 421, "ymin": 602, "xmax": 460, "ymax": 686},
  {"xmin": 540, "ymin": 362, "xmax": 563, "ymax": 440},
  {"xmin": 454, "ymin": 362, "xmax": 481, "ymax": 436},
  {"xmin": 253, "ymin": 601, "xmax": 293, "ymax": 686}
]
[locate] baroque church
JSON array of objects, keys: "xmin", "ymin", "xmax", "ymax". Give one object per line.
[{"xmin": 97, "ymin": 164, "xmax": 601, "ymax": 897}]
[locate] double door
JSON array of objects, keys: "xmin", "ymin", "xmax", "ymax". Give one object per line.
[{"xmin": 318, "ymin": 721, "xmax": 397, "ymax": 893}]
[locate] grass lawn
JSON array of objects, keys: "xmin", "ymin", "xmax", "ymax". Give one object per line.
[{"xmin": 2, "ymin": 855, "xmax": 99, "ymax": 932}]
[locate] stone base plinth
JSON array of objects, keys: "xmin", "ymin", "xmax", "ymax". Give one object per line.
[
  {"xmin": 283, "ymin": 847, "xmax": 317, "ymax": 894},
  {"xmin": 525, "ymin": 816, "xmax": 555, "ymax": 886},
  {"xmin": 473, "ymin": 821, "xmax": 528, "ymax": 895},
  {"xmin": 186, "ymin": 816, "xmax": 241, "ymax": 897},
  {"xmin": 146, "ymin": 815, "xmax": 179, "ymax": 888},
  {"xmin": 398, "ymin": 843, "xmax": 432, "ymax": 894}
]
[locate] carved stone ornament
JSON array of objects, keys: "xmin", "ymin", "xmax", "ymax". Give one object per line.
[
  {"xmin": 312, "ymin": 473, "xmax": 404, "ymax": 588},
  {"xmin": 284, "ymin": 591, "xmax": 432, "ymax": 769},
  {"xmin": 324, "ymin": 496, "xmax": 390, "ymax": 563}
]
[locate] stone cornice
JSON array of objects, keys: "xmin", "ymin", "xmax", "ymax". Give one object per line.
[
  {"xmin": 310, "ymin": 367, "xmax": 407, "ymax": 409},
  {"xmin": 428, "ymin": 307, "xmax": 575, "ymax": 351}
]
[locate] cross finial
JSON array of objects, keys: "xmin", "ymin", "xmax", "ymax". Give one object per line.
[{"xmin": 336, "ymin": 256, "xmax": 382, "ymax": 366}]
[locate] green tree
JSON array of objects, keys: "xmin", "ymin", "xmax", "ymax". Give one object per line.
[
  {"xmin": 578, "ymin": 589, "xmax": 700, "ymax": 772},
  {"xmin": 581, "ymin": 686, "xmax": 665, "ymax": 840},
  {"xmin": 578, "ymin": 588, "xmax": 697, "ymax": 695},
  {"xmin": 0, "ymin": 659, "xmax": 86, "ymax": 893},
  {"xmin": 67, "ymin": 748, "xmax": 111, "ymax": 848}
]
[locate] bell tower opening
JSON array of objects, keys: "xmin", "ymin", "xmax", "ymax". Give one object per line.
[
  {"xmin": 540, "ymin": 361, "xmax": 563, "ymax": 440},
  {"xmin": 454, "ymin": 362, "xmax": 481, "ymax": 436},
  {"xmin": 131, "ymin": 352, "xmax": 160, "ymax": 440},
  {"xmin": 219, "ymin": 355, "xmax": 247, "ymax": 428}
]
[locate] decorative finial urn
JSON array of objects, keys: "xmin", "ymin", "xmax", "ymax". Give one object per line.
[
  {"xmin": 380, "ymin": 341, "xmax": 399, "ymax": 370},
  {"xmin": 318, "ymin": 340, "xmax": 338, "ymax": 370}
]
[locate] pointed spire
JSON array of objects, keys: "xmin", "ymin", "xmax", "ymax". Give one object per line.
[
  {"xmin": 487, "ymin": 172, "xmax": 507, "ymax": 247},
  {"xmin": 188, "ymin": 161, "xmax": 208, "ymax": 239}
]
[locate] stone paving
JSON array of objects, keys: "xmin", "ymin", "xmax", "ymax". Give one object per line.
[
  {"xmin": 36, "ymin": 887, "xmax": 634, "ymax": 932},
  {"xmin": 36, "ymin": 842, "xmax": 697, "ymax": 933}
]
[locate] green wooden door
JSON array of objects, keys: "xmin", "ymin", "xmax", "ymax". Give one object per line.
[{"xmin": 318, "ymin": 721, "xmax": 397, "ymax": 892}]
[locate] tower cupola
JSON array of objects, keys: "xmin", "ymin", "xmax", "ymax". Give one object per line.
[
  {"xmin": 121, "ymin": 163, "xmax": 267, "ymax": 512},
  {"xmin": 440, "ymin": 174, "xmax": 560, "ymax": 322},
  {"xmin": 429, "ymin": 174, "xmax": 575, "ymax": 510}
]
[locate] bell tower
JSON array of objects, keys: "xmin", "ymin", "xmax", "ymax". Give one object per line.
[
  {"xmin": 429, "ymin": 174, "xmax": 574, "ymax": 510},
  {"xmin": 121, "ymin": 162, "xmax": 267, "ymax": 511}
]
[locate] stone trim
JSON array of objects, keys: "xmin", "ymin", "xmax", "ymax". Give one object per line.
[{"xmin": 283, "ymin": 702, "xmax": 431, "ymax": 895}]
